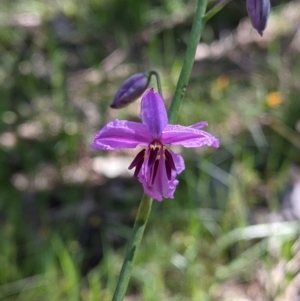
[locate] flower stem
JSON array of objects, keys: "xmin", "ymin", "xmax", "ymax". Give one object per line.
[
  {"xmin": 149, "ymin": 70, "xmax": 163, "ymax": 97},
  {"xmin": 110, "ymin": 0, "xmax": 229, "ymax": 299},
  {"xmin": 111, "ymin": 194, "xmax": 153, "ymax": 301},
  {"xmin": 203, "ymin": 0, "xmax": 232, "ymax": 22},
  {"xmin": 168, "ymin": 0, "xmax": 208, "ymax": 123}
]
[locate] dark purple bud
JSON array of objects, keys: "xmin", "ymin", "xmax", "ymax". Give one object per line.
[
  {"xmin": 246, "ymin": 0, "xmax": 270, "ymax": 36},
  {"xmin": 110, "ymin": 72, "xmax": 150, "ymax": 109}
]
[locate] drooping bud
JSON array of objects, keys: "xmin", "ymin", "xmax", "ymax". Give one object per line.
[
  {"xmin": 246, "ymin": 0, "xmax": 270, "ymax": 36},
  {"xmin": 110, "ymin": 72, "xmax": 150, "ymax": 109}
]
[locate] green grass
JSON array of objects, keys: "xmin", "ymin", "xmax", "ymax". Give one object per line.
[{"xmin": 1, "ymin": 0, "xmax": 300, "ymax": 300}]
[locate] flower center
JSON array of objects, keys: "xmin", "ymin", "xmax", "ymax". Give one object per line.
[{"xmin": 128, "ymin": 140, "xmax": 177, "ymax": 184}]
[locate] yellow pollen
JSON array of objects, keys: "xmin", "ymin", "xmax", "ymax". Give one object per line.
[{"xmin": 150, "ymin": 142, "xmax": 162, "ymax": 150}]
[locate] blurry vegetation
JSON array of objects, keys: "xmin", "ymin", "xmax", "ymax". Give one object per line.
[{"xmin": 1, "ymin": 0, "xmax": 300, "ymax": 300}]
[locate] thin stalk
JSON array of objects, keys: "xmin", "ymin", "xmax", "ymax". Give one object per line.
[
  {"xmin": 203, "ymin": 0, "xmax": 232, "ymax": 22},
  {"xmin": 111, "ymin": 194, "xmax": 153, "ymax": 301},
  {"xmin": 111, "ymin": 0, "xmax": 230, "ymax": 299},
  {"xmin": 168, "ymin": 0, "xmax": 208, "ymax": 123},
  {"xmin": 149, "ymin": 70, "xmax": 163, "ymax": 97}
]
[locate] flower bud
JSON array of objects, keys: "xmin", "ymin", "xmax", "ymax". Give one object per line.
[
  {"xmin": 110, "ymin": 72, "xmax": 150, "ymax": 109},
  {"xmin": 246, "ymin": 0, "xmax": 270, "ymax": 36}
]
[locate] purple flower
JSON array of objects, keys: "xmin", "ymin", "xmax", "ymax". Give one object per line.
[
  {"xmin": 110, "ymin": 73, "xmax": 150, "ymax": 109},
  {"xmin": 246, "ymin": 0, "xmax": 270, "ymax": 36},
  {"xmin": 91, "ymin": 88, "xmax": 219, "ymax": 201}
]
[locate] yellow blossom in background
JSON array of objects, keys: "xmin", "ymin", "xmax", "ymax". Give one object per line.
[
  {"xmin": 210, "ymin": 75, "xmax": 230, "ymax": 99},
  {"xmin": 216, "ymin": 75, "xmax": 230, "ymax": 90},
  {"xmin": 266, "ymin": 91, "xmax": 283, "ymax": 108}
]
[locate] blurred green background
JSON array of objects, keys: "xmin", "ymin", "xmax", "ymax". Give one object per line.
[{"xmin": 1, "ymin": 0, "xmax": 300, "ymax": 300}]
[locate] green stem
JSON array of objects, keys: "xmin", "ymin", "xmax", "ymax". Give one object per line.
[
  {"xmin": 111, "ymin": 0, "xmax": 230, "ymax": 299},
  {"xmin": 203, "ymin": 0, "xmax": 231, "ymax": 23},
  {"xmin": 149, "ymin": 70, "xmax": 163, "ymax": 97},
  {"xmin": 111, "ymin": 194, "xmax": 153, "ymax": 301},
  {"xmin": 168, "ymin": 0, "xmax": 208, "ymax": 123}
]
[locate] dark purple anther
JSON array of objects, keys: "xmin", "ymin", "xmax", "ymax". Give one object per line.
[
  {"xmin": 110, "ymin": 72, "xmax": 150, "ymax": 109},
  {"xmin": 246, "ymin": 0, "xmax": 271, "ymax": 36}
]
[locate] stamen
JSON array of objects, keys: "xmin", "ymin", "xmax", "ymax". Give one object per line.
[
  {"xmin": 151, "ymin": 159, "xmax": 160, "ymax": 185},
  {"xmin": 164, "ymin": 149, "xmax": 176, "ymax": 171},
  {"xmin": 128, "ymin": 149, "xmax": 146, "ymax": 178},
  {"xmin": 128, "ymin": 149, "xmax": 146, "ymax": 169},
  {"xmin": 133, "ymin": 161, "xmax": 143, "ymax": 178},
  {"xmin": 165, "ymin": 160, "xmax": 172, "ymax": 180},
  {"xmin": 148, "ymin": 145, "xmax": 159, "ymax": 168}
]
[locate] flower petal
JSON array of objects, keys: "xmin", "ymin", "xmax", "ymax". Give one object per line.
[
  {"xmin": 246, "ymin": 0, "xmax": 270, "ymax": 36},
  {"xmin": 162, "ymin": 124, "xmax": 219, "ymax": 148},
  {"xmin": 91, "ymin": 120, "xmax": 152, "ymax": 150},
  {"xmin": 141, "ymin": 88, "xmax": 168, "ymax": 139},
  {"xmin": 189, "ymin": 121, "xmax": 208, "ymax": 129},
  {"xmin": 171, "ymin": 151, "xmax": 185, "ymax": 174},
  {"xmin": 110, "ymin": 72, "xmax": 150, "ymax": 109},
  {"xmin": 137, "ymin": 149, "xmax": 185, "ymax": 201}
]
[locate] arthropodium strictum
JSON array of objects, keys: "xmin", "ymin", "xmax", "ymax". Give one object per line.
[{"xmin": 246, "ymin": 0, "xmax": 271, "ymax": 36}]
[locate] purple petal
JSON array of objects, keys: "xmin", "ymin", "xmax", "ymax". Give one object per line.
[
  {"xmin": 162, "ymin": 124, "xmax": 219, "ymax": 148},
  {"xmin": 137, "ymin": 149, "xmax": 185, "ymax": 201},
  {"xmin": 110, "ymin": 72, "xmax": 150, "ymax": 109},
  {"xmin": 141, "ymin": 88, "xmax": 168, "ymax": 139},
  {"xmin": 172, "ymin": 151, "xmax": 185, "ymax": 174},
  {"xmin": 91, "ymin": 120, "xmax": 152, "ymax": 150},
  {"xmin": 246, "ymin": 0, "xmax": 270, "ymax": 36},
  {"xmin": 189, "ymin": 121, "xmax": 208, "ymax": 129}
]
